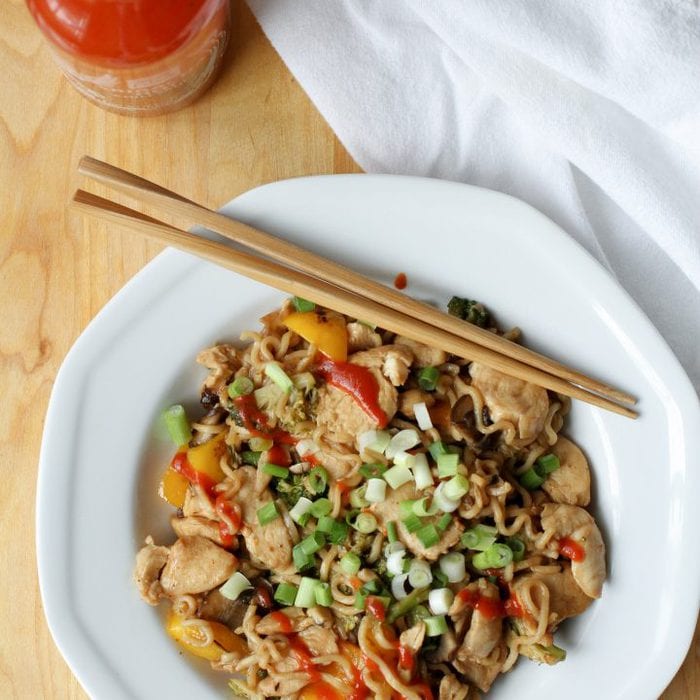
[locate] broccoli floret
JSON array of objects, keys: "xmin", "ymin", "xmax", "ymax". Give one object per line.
[
  {"xmin": 275, "ymin": 474, "xmax": 316, "ymax": 509},
  {"xmin": 447, "ymin": 296, "xmax": 491, "ymax": 327}
]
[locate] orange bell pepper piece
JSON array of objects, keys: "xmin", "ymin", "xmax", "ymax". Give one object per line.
[
  {"xmin": 187, "ymin": 432, "xmax": 227, "ymax": 482},
  {"xmin": 166, "ymin": 611, "xmax": 249, "ymax": 661},
  {"xmin": 159, "ymin": 467, "xmax": 190, "ymax": 508},
  {"xmin": 284, "ymin": 310, "xmax": 348, "ymax": 361}
]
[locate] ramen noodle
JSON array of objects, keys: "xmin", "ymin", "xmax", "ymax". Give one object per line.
[{"xmin": 134, "ymin": 296, "xmax": 605, "ymax": 699}]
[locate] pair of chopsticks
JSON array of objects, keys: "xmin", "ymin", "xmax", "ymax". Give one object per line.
[{"xmin": 72, "ymin": 156, "xmax": 638, "ymax": 419}]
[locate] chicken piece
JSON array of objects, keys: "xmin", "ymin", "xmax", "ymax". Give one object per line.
[
  {"xmin": 455, "ymin": 581, "xmax": 502, "ymax": 660},
  {"xmin": 256, "ymin": 608, "xmax": 309, "ymax": 635},
  {"xmin": 399, "ymin": 621, "xmax": 426, "ymax": 656},
  {"xmin": 351, "ymin": 344, "xmax": 414, "ymax": 387},
  {"xmin": 315, "ymin": 367, "xmax": 398, "ymax": 447},
  {"xmin": 395, "ymin": 334, "xmax": 447, "ymax": 368},
  {"xmin": 540, "ymin": 503, "xmax": 606, "ymax": 598},
  {"xmin": 227, "ymin": 466, "xmax": 294, "ymax": 571},
  {"xmin": 469, "ymin": 363, "xmax": 549, "ymax": 443},
  {"xmin": 298, "ymin": 624, "xmax": 339, "ymax": 656},
  {"xmin": 257, "ymin": 672, "xmax": 311, "ymax": 697},
  {"xmin": 428, "ymin": 628, "xmax": 459, "ymax": 663},
  {"xmin": 541, "ymin": 437, "xmax": 591, "ymax": 507},
  {"xmin": 346, "ymin": 322, "xmax": 383, "ymax": 351},
  {"xmin": 196, "ymin": 343, "xmax": 241, "ymax": 393},
  {"xmin": 170, "ymin": 515, "xmax": 223, "ymax": 545},
  {"xmin": 399, "ymin": 389, "xmax": 435, "ymax": 419},
  {"xmin": 511, "ymin": 564, "xmax": 592, "ymax": 634},
  {"xmin": 133, "ymin": 536, "xmax": 170, "ymax": 605},
  {"xmin": 313, "ymin": 442, "xmax": 362, "ymax": 481},
  {"xmin": 182, "ymin": 487, "xmax": 215, "ymax": 519},
  {"xmin": 159, "ymin": 535, "xmax": 237, "ymax": 596},
  {"xmin": 371, "ymin": 482, "xmax": 463, "ymax": 560},
  {"xmin": 452, "ymin": 642, "xmax": 506, "ymax": 694},
  {"xmin": 439, "ymin": 673, "xmax": 470, "ymax": 700}
]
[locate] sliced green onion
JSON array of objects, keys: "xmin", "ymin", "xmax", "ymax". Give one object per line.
[
  {"xmin": 300, "ymin": 531, "xmax": 326, "ymax": 556},
  {"xmin": 399, "ymin": 499, "xmax": 418, "ymax": 517},
  {"xmin": 519, "ymin": 466, "xmax": 545, "ymax": 490},
  {"xmin": 407, "ymin": 604, "xmax": 431, "ymax": 626},
  {"xmin": 354, "ymin": 590, "xmax": 368, "ymax": 610},
  {"xmin": 340, "ymin": 552, "xmax": 361, "ymax": 575},
  {"xmin": 393, "ymin": 451, "xmax": 416, "ymax": 469},
  {"xmin": 317, "ymin": 516, "xmax": 348, "ymax": 544},
  {"xmin": 386, "ymin": 587, "xmax": 430, "ymax": 623},
  {"xmin": 436, "ymin": 513, "xmax": 452, "ymax": 532},
  {"xmin": 387, "ymin": 549, "xmax": 407, "ymax": 576},
  {"xmin": 413, "ymin": 401, "xmax": 434, "ymax": 431},
  {"xmin": 412, "ymin": 497, "xmax": 439, "ymax": 517},
  {"xmin": 383, "ymin": 464, "xmax": 413, "ymax": 490},
  {"xmin": 418, "ymin": 366, "xmax": 439, "ymax": 391},
  {"xmin": 358, "ymin": 429, "xmax": 391, "ymax": 455},
  {"xmin": 292, "ymin": 544, "xmax": 314, "ymax": 571},
  {"xmin": 262, "ymin": 463, "xmax": 289, "ymax": 478},
  {"xmin": 428, "ymin": 587, "xmax": 454, "ymax": 615},
  {"xmin": 353, "ymin": 512, "xmax": 378, "ymax": 534},
  {"xmin": 227, "ymin": 376, "xmax": 254, "ymax": 398},
  {"xmin": 310, "ymin": 498, "xmax": 332, "ymax": 518},
  {"xmin": 386, "ymin": 429, "xmax": 421, "ymax": 459},
  {"xmin": 472, "ymin": 543, "xmax": 514, "ymax": 570},
  {"xmin": 295, "ymin": 577, "xmax": 320, "ymax": 607},
  {"xmin": 219, "ymin": 571, "xmax": 252, "ymax": 601},
  {"xmin": 264, "ymin": 362, "xmax": 294, "ymax": 393},
  {"xmin": 391, "ymin": 572, "xmax": 410, "ymax": 600},
  {"xmin": 249, "ymin": 437, "xmax": 273, "ymax": 451},
  {"xmin": 257, "ymin": 501, "xmax": 280, "ymax": 525},
  {"xmin": 349, "ymin": 486, "xmax": 369, "ymax": 509},
  {"xmin": 386, "ymin": 521, "xmax": 398, "ymax": 543},
  {"xmin": 316, "ymin": 515, "xmax": 337, "ymax": 533},
  {"xmin": 444, "ymin": 474, "xmax": 470, "ymax": 500},
  {"xmin": 537, "ymin": 453, "xmax": 561, "ymax": 474},
  {"xmin": 504, "ymin": 537, "xmax": 526, "ymax": 562},
  {"xmin": 424, "ymin": 615, "xmax": 448, "ymax": 636},
  {"xmin": 292, "ymin": 296, "xmax": 316, "ymax": 312},
  {"xmin": 437, "ymin": 453, "xmax": 459, "ymax": 477},
  {"xmin": 289, "ymin": 496, "xmax": 314, "ymax": 524},
  {"xmin": 533, "ymin": 643, "xmax": 567, "ymax": 662},
  {"xmin": 433, "ymin": 482, "xmax": 460, "ymax": 513},
  {"xmin": 162, "ymin": 405, "xmax": 192, "ymax": 447},
  {"xmin": 359, "ymin": 462, "xmax": 387, "ymax": 478},
  {"xmin": 416, "ymin": 524, "xmax": 440, "ymax": 549},
  {"xmin": 274, "ymin": 582, "xmax": 298, "ymax": 606},
  {"xmin": 308, "ymin": 466, "xmax": 329, "ymax": 494},
  {"xmin": 412, "ymin": 453, "xmax": 433, "ymax": 490},
  {"xmin": 461, "ymin": 524, "xmax": 498, "ymax": 551},
  {"xmin": 439, "ymin": 552, "xmax": 466, "ymax": 583},
  {"xmin": 408, "ymin": 559, "xmax": 433, "ymax": 588},
  {"xmin": 365, "ymin": 478, "xmax": 387, "ymax": 503},
  {"xmin": 428, "ymin": 441, "xmax": 449, "ymax": 461},
  {"xmin": 402, "ymin": 513, "xmax": 423, "ymax": 533},
  {"xmin": 432, "ymin": 568, "xmax": 448, "ymax": 588},
  {"xmin": 315, "ymin": 581, "xmax": 333, "ymax": 607},
  {"xmin": 361, "ymin": 579, "xmax": 382, "ymax": 594},
  {"xmin": 240, "ymin": 450, "xmax": 261, "ymax": 466}
]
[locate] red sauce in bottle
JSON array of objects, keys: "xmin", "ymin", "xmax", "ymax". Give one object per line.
[
  {"xmin": 26, "ymin": 0, "xmax": 230, "ymax": 115},
  {"xmin": 559, "ymin": 537, "xmax": 586, "ymax": 562},
  {"xmin": 316, "ymin": 358, "xmax": 388, "ymax": 427}
]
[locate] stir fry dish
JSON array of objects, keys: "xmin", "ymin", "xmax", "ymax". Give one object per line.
[{"xmin": 134, "ymin": 295, "xmax": 606, "ymax": 699}]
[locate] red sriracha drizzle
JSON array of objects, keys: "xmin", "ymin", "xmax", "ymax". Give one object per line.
[
  {"xmin": 170, "ymin": 451, "xmax": 217, "ymax": 498},
  {"xmin": 233, "ymin": 394, "xmax": 295, "ymax": 444},
  {"xmin": 289, "ymin": 637, "xmax": 321, "ymax": 682},
  {"xmin": 315, "ymin": 358, "xmax": 388, "ymax": 427},
  {"xmin": 270, "ymin": 611, "xmax": 294, "ymax": 634},
  {"xmin": 364, "ymin": 595, "xmax": 386, "ymax": 621},
  {"xmin": 559, "ymin": 537, "xmax": 586, "ymax": 562},
  {"xmin": 214, "ymin": 495, "xmax": 241, "ymax": 548}
]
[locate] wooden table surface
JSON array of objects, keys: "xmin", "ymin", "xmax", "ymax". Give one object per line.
[{"xmin": 1, "ymin": 1, "xmax": 697, "ymax": 698}]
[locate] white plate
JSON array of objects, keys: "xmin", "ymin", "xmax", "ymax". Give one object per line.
[{"xmin": 37, "ymin": 175, "xmax": 700, "ymax": 700}]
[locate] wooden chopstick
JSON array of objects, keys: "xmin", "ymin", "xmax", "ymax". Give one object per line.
[
  {"xmin": 71, "ymin": 189, "xmax": 638, "ymax": 419},
  {"xmin": 76, "ymin": 156, "xmax": 637, "ymax": 408}
]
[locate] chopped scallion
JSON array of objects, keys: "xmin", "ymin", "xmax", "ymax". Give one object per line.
[
  {"xmin": 424, "ymin": 615, "xmax": 448, "ymax": 636},
  {"xmin": 292, "ymin": 296, "xmax": 316, "ymax": 312},
  {"xmin": 383, "ymin": 464, "xmax": 413, "ymax": 489},
  {"xmin": 402, "ymin": 513, "xmax": 423, "ymax": 533},
  {"xmin": 439, "ymin": 552, "xmax": 466, "ymax": 583},
  {"xmin": 443, "ymin": 474, "xmax": 470, "ymax": 500},
  {"xmin": 418, "ymin": 366, "xmax": 439, "ymax": 391},
  {"xmin": 353, "ymin": 512, "xmax": 378, "ymax": 534},
  {"xmin": 309, "ymin": 498, "xmax": 332, "ymax": 518},
  {"xmin": 295, "ymin": 577, "xmax": 320, "ymax": 607},
  {"xmin": 300, "ymin": 531, "xmax": 326, "ymax": 556},
  {"xmin": 359, "ymin": 462, "xmax": 387, "ymax": 478},
  {"xmin": 264, "ymin": 362, "xmax": 294, "ymax": 393},
  {"xmin": 274, "ymin": 582, "xmax": 298, "ymax": 606},
  {"xmin": 412, "ymin": 453, "xmax": 433, "ymax": 490},
  {"xmin": 519, "ymin": 466, "xmax": 545, "ymax": 490},
  {"xmin": 416, "ymin": 523, "xmax": 440, "ymax": 548},
  {"xmin": 437, "ymin": 453, "xmax": 459, "ymax": 477},
  {"xmin": 227, "ymin": 376, "xmax": 254, "ymax": 398},
  {"xmin": 537, "ymin": 453, "xmax": 561, "ymax": 474},
  {"xmin": 292, "ymin": 544, "xmax": 314, "ymax": 571},
  {"xmin": 386, "ymin": 521, "xmax": 398, "ymax": 543},
  {"xmin": 365, "ymin": 478, "xmax": 387, "ymax": 503},
  {"xmin": 240, "ymin": 450, "xmax": 261, "ymax": 466},
  {"xmin": 472, "ymin": 543, "xmax": 514, "ymax": 570},
  {"xmin": 162, "ymin": 404, "xmax": 192, "ymax": 447},
  {"xmin": 428, "ymin": 441, "xmax": 449, "ymax": 461},
  {"xmin": 461, "ymin": 524, "xmax": 498, "ymax": 551},
  {"xmin": 315, "ymin": 582, "xmax": 333, "ymax": 607},
  {"xmin": 262, "ymin": 463, "xmax": 289, "ymax": 479},
  {"xmin": 505, "ymin": 537, "xmax": 526, "ymax": 562},
  {"xmin": 340, "ymin": 552, "xmax": 361, "ymax": 575},
  {"xmin": 308, "ymin": 466, "xmax": 329, "ymax": 494},
  {"xmin": 219, "ymin": 572, "xmax": 252, "ymax": 601},
  {"xmin": 436, "ymin": 513, "xmax": 452, "ymax": 532},
  {"xmin": 349, "ymin": 486, "xmax": 369, "ymax": 508},
  {"xmin": 412, "ymin": 497, "xmax": 439, "ymax": 517},
  {"xmin": 289, "ymin": 496, "xmax": 314, "ymax": 524},
  {"xmin": 257, "ymin": 501, "xmax": 279, "ymax": 525}
]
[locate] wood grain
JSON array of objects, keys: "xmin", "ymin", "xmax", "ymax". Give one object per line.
[{"xmin": 0, "ymin": 0, "xmax": 696, "ymax": 698}]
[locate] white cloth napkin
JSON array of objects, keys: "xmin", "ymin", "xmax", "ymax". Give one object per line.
[{"xmin": 247, "ymin": 0, "xmax": 700, "ymax": 390}]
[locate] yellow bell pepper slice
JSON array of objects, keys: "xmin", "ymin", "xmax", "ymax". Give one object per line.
[
  {"xmin": 166, "ymin": 611, "xmax": 249, "ymax": 661},
  {"xmin": 159, "ymin": 467, "xmax": 190, "ymax": 508},
  {"xmin": 284, "ymin": 310, "xmax": 348, "ymax": 361},
  {"xmin": 187, "ymin": 432, "xmax": 227, "ymax": 483}
]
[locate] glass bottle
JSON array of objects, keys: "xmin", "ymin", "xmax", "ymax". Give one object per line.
[{"xmin": 26, "ymin": 0, "xmax": 231, "ymax": 116}]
